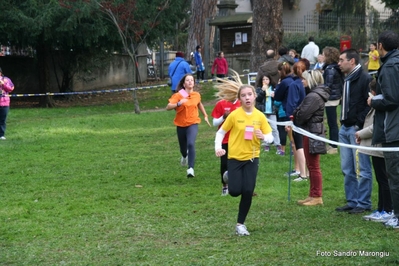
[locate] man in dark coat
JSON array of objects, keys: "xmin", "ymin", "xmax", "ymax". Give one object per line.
[
  {"xmin": 370, "ymin": 31, "xmax": 399, "ymax": 229},
  {"xmin": 255, "ymin": 50, "xmax": 280, "ymax": 88},
  {"xmin": 335, "ymin": 49, "xmax": 372, "ymax": 214}
]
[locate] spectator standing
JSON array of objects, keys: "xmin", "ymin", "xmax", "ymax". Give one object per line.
[
  {"xmin": 299, "ymin": 58, "xmax": 310, "ymax": 70},
  {"xmin": 277, "ymin": 46, "xmax": 295, "ymax": 66},
  {"xmin": 335, "ymin": 49, "xmax": 372, "ymax": 214},
  {"xmin": 285, "ymin": 62, "xmax": 308, "ymax": 182},
  {"xmin": 215, "ymin": 84, "xmax": 273, "ymax": 236},
  {"xmin": 370, "ymin": 30, "xmax": 399, "ymax": 228},
  {"xmin": 274, "ymin": 62, "xmax": 295, "ymax": 157},
  {"xmin": 274, "ymin": 62, "xmax": 307, "ymax": 179},
  {"xmin": 322, "ymin": 47, "xmax": 344, "ymax": 154},
  {"xmin": 194, "ymin": 45, "xmax": 205, "ymax": 81},
  {"xmin": 166, "ymin": 74, "xmax": 210, "ymax": 178},
  {"xmin": 168, "ymin": 52, "xmax": 192, "ymax": 93},
  {"xmin": 289, "ymin": 49, "xmax": 300, "ymax": 63},
  {"xmin": 357, "ymin": 79, "xmax": 393, "ymax": 222},
  {"xmin": 255, "ymin": 75, "xmax": 283, "ymax": 155},
  {"xmin": 211, "ymin": 51, "xmax": 229, "ymax": 78},
  {"xmin": 255, "ymin": 49, "xmax": 280, "ymax": 88},
  {"xmin": 364, "ymin": 43, "xmax": 380, "ymax": 73},
  {"xmin": 313, "ymin": 54, "xmax": 325, "ymax": 70},
  {"xmin": 0, "ymin": 67, "xmax": 14, "ymax": 140},
  {"xmin": 301, "ymin": 36, "xmax": 320, "ymax": 69},
  {"xmin": 294, "ymin": 70, "xmax": 330, "ymax": 206}
]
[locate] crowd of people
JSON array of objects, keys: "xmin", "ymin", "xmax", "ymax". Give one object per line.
[{"xmin": 166, "ymin": 31, "xmax": 399, "ymax": 235}]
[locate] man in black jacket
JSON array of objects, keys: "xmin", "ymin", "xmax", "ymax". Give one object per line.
[
  {"xmin": 335, "ymin": 49, "xmax": 373, "ymax": 214},
  {"xmin": 370, "ymin": 31, "xmax": 399, "ymax": 228}
]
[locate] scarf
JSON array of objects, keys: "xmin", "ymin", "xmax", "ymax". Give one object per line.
[{"xmin": 341, "ymin": 64, "xmax": 361, "ymax": 121}]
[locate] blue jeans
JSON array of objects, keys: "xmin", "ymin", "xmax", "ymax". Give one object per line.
[{"xmin": 339, "ymin": 125, "xmax": 372, "ymax": 209}]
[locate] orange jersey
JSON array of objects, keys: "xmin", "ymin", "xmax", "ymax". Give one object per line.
[{"xmin": 169, "ymin": 91, "xmax": 202, "ymax": 127}]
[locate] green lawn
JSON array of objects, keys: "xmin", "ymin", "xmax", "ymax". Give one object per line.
[{"xmin": 1, "ymin": 85, "xmax": 398, "ymax": 265}]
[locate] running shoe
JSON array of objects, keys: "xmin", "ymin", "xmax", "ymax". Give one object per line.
[{"xmin": 236, "ymin": 224, "xmax": 250, "ymax": 236}]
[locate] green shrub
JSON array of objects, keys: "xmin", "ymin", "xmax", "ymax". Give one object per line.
[{"xmin": 283, "ymin": 32, "xmax": 341, "ymax": 55}]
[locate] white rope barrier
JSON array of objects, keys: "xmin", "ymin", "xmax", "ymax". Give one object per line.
[{"xmin": 269, "ymin": 120, "xmax": 399, "ymax": 152}]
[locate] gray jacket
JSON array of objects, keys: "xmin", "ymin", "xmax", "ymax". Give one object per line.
[
  {"xmin": 293, "ymin": 85, "xmax": 330, "ymax": 134},
  {"xmin": 357, "ymin": 108, "xmax": 383, "ymax": 157}
]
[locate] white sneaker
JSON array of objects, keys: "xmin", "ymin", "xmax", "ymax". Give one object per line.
[
  {"xmin": 373, "ymin": 211, "xmax": 395, "ymax": 223},
  {"xmin": 362, "ymin": 210, "xmax": 380, "ymax": 221},
  {"xmin": 221, "ymin": 187, "xmax": 229, "ymax": 196},
  {"xmin": 187, "ymin": 167, "xmax": 195, "ymax": 178},
  {"xmin": 284, "ymin": 170, "xmax": 300, "ymax": 177},
  {"xmin": 384, "ymin": 216, "xmax": 398, "ymax": 227},
  {"xmin": 0, "ymin": 136, "xmax": 6, "ymax": 140},
  {"xmin": 236, "ymin": 224, "xmax": 250, "ymax": 236},
  {"xmin": 293, "ymin": 176, "xmax": 308, "ymax": 182},
  {"xmin": 222, "ymin": 171, "xmax": 228, "ymax": 183},
  {"xmin": 180, "ymin": 156, "xmax": 187, "ymax": 167}
]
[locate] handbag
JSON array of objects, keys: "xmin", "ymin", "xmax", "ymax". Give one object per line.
[
  {"xmin": 168, "ymin": 61, "xmax": 183, "ymax": 87},
  {"xmin": 309, "ymin": 132, "xmax": 327, "ymax": 154}
]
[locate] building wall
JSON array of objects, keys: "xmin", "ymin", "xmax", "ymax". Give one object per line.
[
  {"xmin": 0, "ymin": 54, "xmax": 144, "ymax": 94},
  {"xmin": 234, "ymin": 0, "xmax": 387, "ymax": 21}
]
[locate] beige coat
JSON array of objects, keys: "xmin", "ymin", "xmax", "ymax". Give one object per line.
[{"xmin": 357, "ymin": 108, "xmax": 383, "ymax": 158}]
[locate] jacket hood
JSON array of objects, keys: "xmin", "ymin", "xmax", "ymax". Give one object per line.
[
  {"xmin": 311, "ymin": 84, "xmax": 331, "ymax": 102},
  {"xmin": 278, "ymin": 55, "xmax": 295, "ymax": 65}
]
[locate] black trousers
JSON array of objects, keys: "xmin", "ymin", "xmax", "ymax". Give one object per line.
[
  {"xmin": 382, "ymin": 140, "xmax": 399, "ymax": 216},
  {"xmin": 228, "ymin": 158, "xmax": 259, "ymax": 224},
  {"xmin": 220, "ymin": 143, "xmax": 228, "ymax": 185},
  {"xmin": 372, "ymin": 156, "xmax": 392, "ymax": 212},
  {"xmin": 197, "ymin": 70, "xmax": 204, "ymax": 80}
]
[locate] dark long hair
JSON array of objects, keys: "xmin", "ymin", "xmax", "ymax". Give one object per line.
[{"xmin": 177, "ymin": 74, "xmax": 195, "ymax": 90}]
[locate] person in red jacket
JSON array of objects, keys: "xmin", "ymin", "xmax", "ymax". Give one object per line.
[{"xmin": 211, "ymin": 51, "xmax": 229, "ymax": 78}]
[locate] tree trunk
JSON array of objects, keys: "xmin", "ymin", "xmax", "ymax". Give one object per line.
[
  {"xmin": 187, "ymin": 0, "xmax": 218, "ymax": 55},
  {"xmin": 250, "ymin": 0, "xmax": 284, "ymax": 71},
  {"xmin": 36, "ymin": 38, "xmax": 55, "ymax": 108}
]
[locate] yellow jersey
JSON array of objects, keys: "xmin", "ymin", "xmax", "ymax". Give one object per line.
[
  {"xmin": 221, "ymin": 107, "xmax": 272, "ymax": 161},
  {"xmin": 368, "ymin": 50, "xmax": 380, "ymax": 71}
]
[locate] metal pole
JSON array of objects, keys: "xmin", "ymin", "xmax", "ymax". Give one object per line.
[{"xmin": 160, "ymin": 39, "xmax": 164, "ymax": 79}]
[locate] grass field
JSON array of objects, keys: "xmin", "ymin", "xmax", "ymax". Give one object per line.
[{"xmin": 1, "ymin": 84, "xmax": 398, "ymax": 265}]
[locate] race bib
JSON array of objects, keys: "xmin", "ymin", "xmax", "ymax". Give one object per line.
[
  {"xmin": 179, "ymin": 89, "xmax": 188, "ymax": 98},
  {"xmin": 244, "ymin": 126, "xmax": 254, "ymax": 140}
]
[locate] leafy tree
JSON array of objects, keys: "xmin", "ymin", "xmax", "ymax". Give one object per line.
[
  {"xmin": 62, "ymin": 0, "xmax": 190, "ymax": 113},
  {"xmin": 1, "ymin": 0, "xmax": 189, "ymax": 108},
  {"xmin": 0, "ymin": 0, "xmax": 119, "ymax": 106}
]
